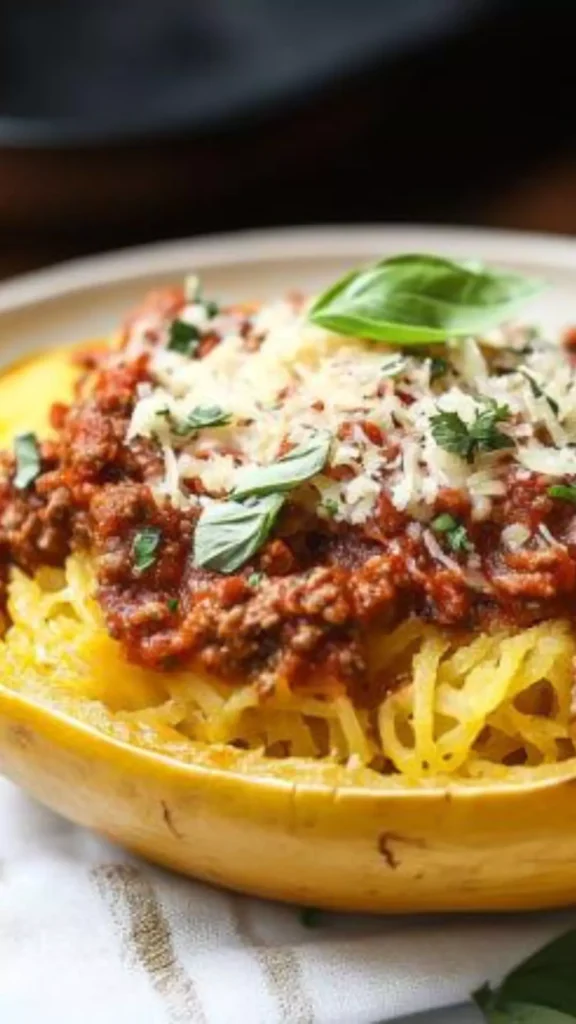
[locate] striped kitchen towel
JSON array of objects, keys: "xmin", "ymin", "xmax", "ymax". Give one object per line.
[{"xmin": 0, "ymin": 777, "xmax": 574, "ymax": 1024}]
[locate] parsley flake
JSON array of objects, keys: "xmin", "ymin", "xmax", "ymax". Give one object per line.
[
  {"xmin": 132, "ymin": 527, "xmax": 162, "ymax": 573},
  {"xmin": 431, "ymin": 513, "xmax": 473, "ymax": 553},
  {"xmin": 166, "ymin": 597, "xmax": 179, "ymax": 613},
  {"xmin": 13, "ymin": 432, "xmax": 41, "ymax": 490},
  {"xmin": 430, "ymin": 400, "xmax": 513, "ymax": 463},
  {"xmin": 167, "ymin": 319, "xmax": 200, "ymax": 356},
  {"xmin": 548, "ymin": 484, "xmax": 576, "ymax": 504},
  {"xmin": 247, "ymin": 572, "xmax": 263, "ymax": 587}
]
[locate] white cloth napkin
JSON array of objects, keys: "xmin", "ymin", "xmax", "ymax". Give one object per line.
[{"xmin": 1, "ymin": 776, "xmax": 574, "ymax": 1024}]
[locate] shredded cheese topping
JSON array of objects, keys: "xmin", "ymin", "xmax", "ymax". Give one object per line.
[{"xmin": 125, "ymin": 293, "xmax": 576, "ymax": 529}]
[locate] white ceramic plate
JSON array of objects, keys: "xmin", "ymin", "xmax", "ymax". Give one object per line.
[
  {"xmin": 1, "ymin": 225, "xmax": 576, "ymax": 370},
  {"xmin": 2, "ymin": 225, "xmax": 575, "ymax": 1024}
]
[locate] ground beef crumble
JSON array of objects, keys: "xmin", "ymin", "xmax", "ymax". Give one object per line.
[{"xmin": 2, "ymin": 289, "xmax": 576, "ymax": 701}]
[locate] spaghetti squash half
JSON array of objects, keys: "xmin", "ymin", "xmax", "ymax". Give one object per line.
[{"xmin": 2, "ymin": 255, "xmax": 576, "ymax": 912}]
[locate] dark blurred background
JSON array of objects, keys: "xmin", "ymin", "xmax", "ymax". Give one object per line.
[{"xmin": 1, "ymin": 0, "xmax": 575, "ymax": 279}]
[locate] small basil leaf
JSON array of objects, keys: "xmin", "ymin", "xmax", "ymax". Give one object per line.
[
  {"xmin": 309, "ymin": 253, "xmax": 542, "ymax": 345},
  {"xmin": 167, "ymin": 319, "xmax": 200, "ymax": 355},
  {"xmin": 193, "ymin": 493, "xmax": 284, "ymax": 573},
  {"xmin": 446, "ymin": 523, "xmax": 473, "ymax": 552},
  {"xmin": 549, "ymin": 484, "xmax": 576, "ymax": 504},
  {"xmin": 232, "ymin": 432, "xmax": 331, "ymax": 500},
  {"xmin": 173, "ymin": 405, "xmax": 231, "ymax": 436},
  {"xmin": 132, "ymin": 527, "xmax": 162, "ymax": 573},
  {"xmin": 13, "ymin": 432, "xmax": 41, "ymax": 490}
]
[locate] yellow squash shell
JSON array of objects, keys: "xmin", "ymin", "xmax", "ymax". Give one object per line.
[{"xmin": 2, "ymin": 348, "xmax": 576, "ymax": 913}]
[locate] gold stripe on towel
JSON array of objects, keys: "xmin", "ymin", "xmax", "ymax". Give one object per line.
[
  {"xmin": 231, "ymin": 895, "xmax": 315, "ymax": 1024},
  {"xmin": 92, "ymin": 864, "xmax": 207, "ymax": 1024}
]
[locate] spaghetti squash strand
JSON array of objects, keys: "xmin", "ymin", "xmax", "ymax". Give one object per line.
[{"xmin": 2, "ymin": 557, "xmax": 576, "ymax": 781}]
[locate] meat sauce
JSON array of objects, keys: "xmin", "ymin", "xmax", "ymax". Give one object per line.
[{"xmin": 1, "ymin": 289, "xmax": 576, "ymax": 696}]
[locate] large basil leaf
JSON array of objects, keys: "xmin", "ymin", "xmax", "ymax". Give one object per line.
[
  {"xmin": 309, "ymin": 253, "xmax": 542, "ymax": 345},
  {"xmin": 474, "ymin": 930, "xmax": 576, "ymax": 1023},
  {"xmin": 232, "ymin": 432, "xmax": 331, "ymax": 500},
  {"xmin": 193, "ymin": 493, "xmax": 284, "ymax": 573}
]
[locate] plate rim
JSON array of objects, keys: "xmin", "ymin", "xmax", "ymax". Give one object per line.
[{"xmin": 1, "ymin": 224, "xmax": 576, "ymax": 317}]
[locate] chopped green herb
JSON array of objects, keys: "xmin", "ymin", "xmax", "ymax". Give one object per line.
[
  {"xmin": 430, "ymin": 400, "xmax": 513, "ymax": 463},
  {"xmin": 232, "ymin": 432, "xmax": 332, "ymax": 500},
  {"xmin": 167, "ymin": 319, "xmax": 200, "ymax": 356},
  {"xmin": 193, "ymin": 493, "xmax": 284, "ymax": 574},
  {"xmin": 429, "ymin": 356, "xmax": 449, "ymax": 381},
  {"xmin": 474, "ymin": 927, "xmax": 576, "ymax": 1022},
  {"xmin": 166, "ymin": 598, "xmax": 179, "ymax": 613},
  {"xmin": 430, "ymin": 411, "xmax": 472, "ymax": 459},
  {"xmin": 13, "ymin": 432, "xmax": 41, "ymax": 490},
  {"xmin": 431, "ymin": 513, "xmax": 457, "ymax": 532},
  {"xmin": 173, "ymin": 405, "xmax": 231, "ymax": 437},
  {"xmin": 548, "ymin": 484, "xmax": 576, "ymax": 504},
  {"xmin": 380, "ymin": 355, "xmax": 407, "ymax": 378},
  {"xmin": 299, "ymin": 907, "xmax": 322, "ymax": 928},
  {"xmin": 519, "ymin": 368, "xmax": 559, "ymax": 415},
  {"xmin": 247, "ymin": 572, "xmax": 263, "ymax": 587},
  {"xmin": 447, "ymin": 524, "xmax": 473, "ymax": 553},
  {"xmin": 204, "ymin": 299, "xmax": 220, "ymax": 318},
  {"xmin": 132, "ymin": 527, "xmax": 162, "ymax": 573},
  {"xmin": 431, "ymin": 513, "xmax": 473, "ymax": 553},
  {"xmin": 322, "ymin": 498, "xmax": 339, "ymax": 517}
]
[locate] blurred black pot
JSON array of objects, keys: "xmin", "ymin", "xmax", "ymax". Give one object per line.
[
  {"xmin": 0, "ymin": 0, "xmax": 574, "ymax": 275},
  {"xmin": 1, "ymin": 0, "xmax": 491, "ymax": 145}
]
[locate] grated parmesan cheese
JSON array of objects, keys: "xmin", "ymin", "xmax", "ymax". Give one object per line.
[
  {"xmin": 501, "ymin": 523, "xmax": 531, "ymax": 550},
  {"xmin": 123, "ymin": 286, "xmax": 576, "ymax": 527}
]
